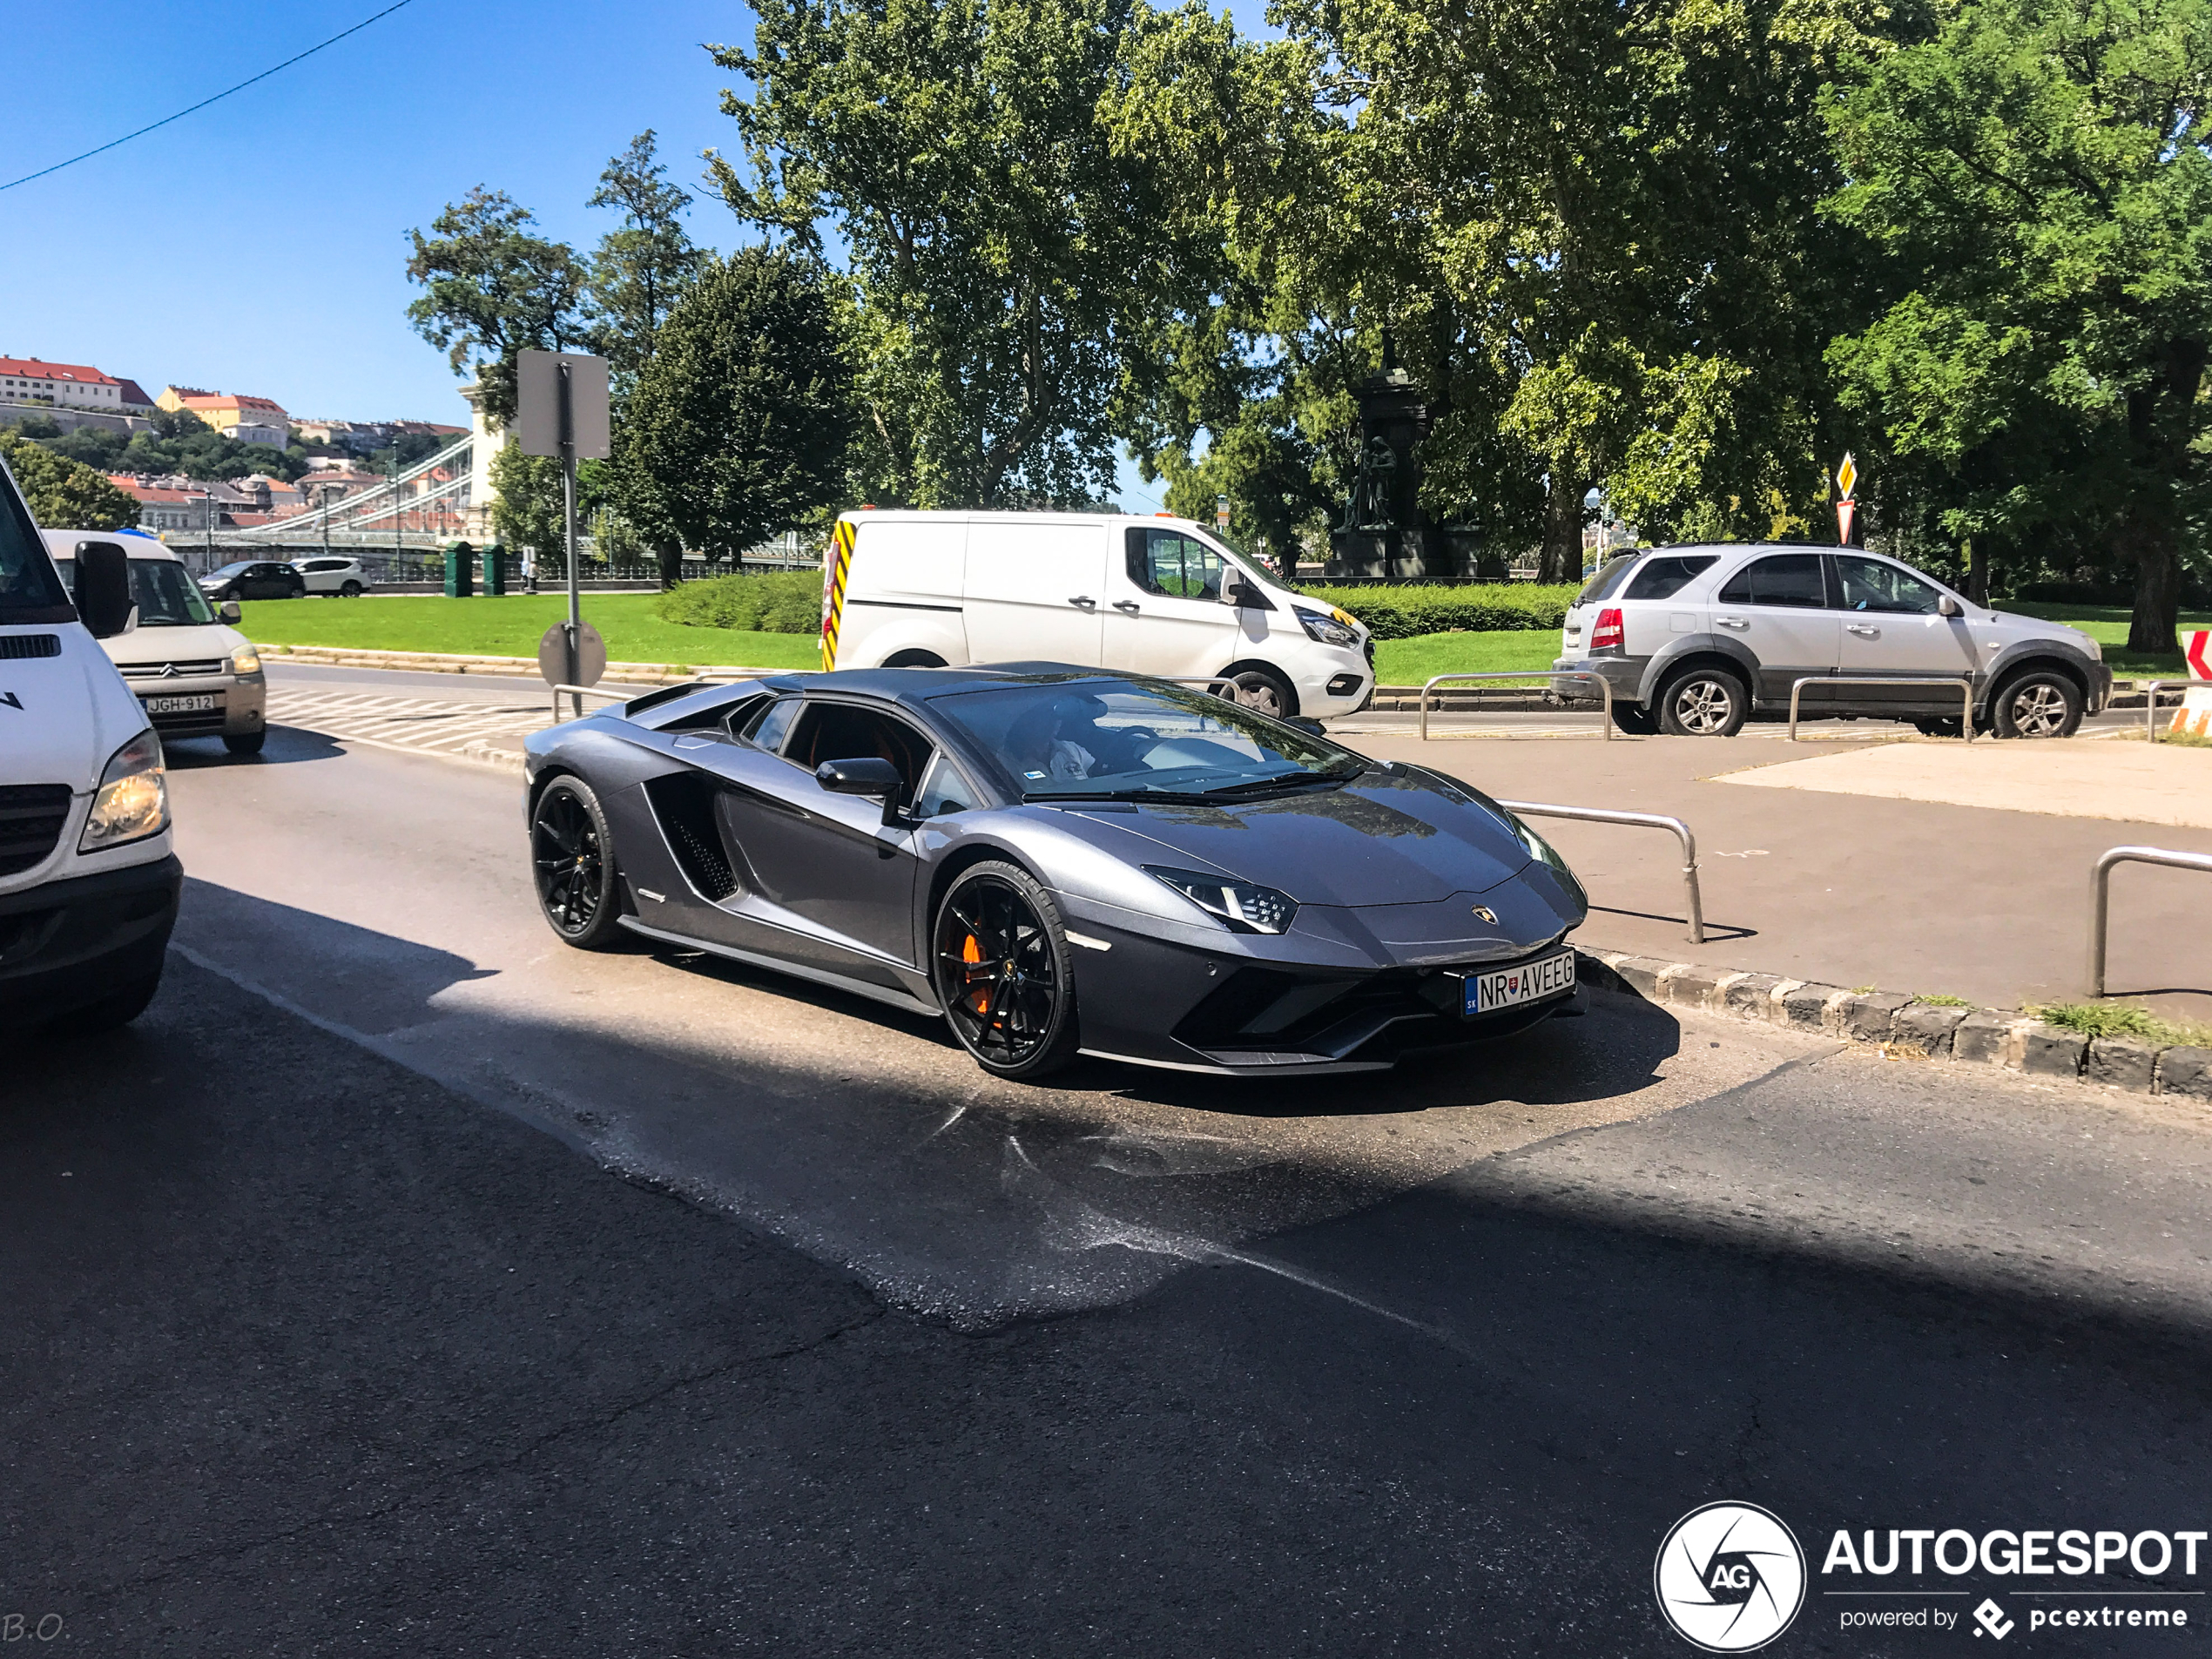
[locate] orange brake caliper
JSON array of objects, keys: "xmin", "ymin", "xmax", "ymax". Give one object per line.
[{"xmin": 961, "ymin": 934, "xmax": 993, "ymax": 1018}]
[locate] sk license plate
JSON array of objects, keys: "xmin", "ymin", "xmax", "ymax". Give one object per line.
[
  {"xmin": 1467, "ymin": 949, "xmax": 1575, "ymax": 1015},
  {"xmin": 143, "ymin": 694, "xmax": 219, "ymax": 714}
]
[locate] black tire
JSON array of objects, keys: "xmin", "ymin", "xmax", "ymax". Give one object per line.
[
  {"xmin": 1992, "ymin": 670, "xmax": 2083, "ymax": 739},
  {"xmin": 1225, "ymin": 665, "xmax": 1298, "ymax": 719},
  {"xmin": 881, "ymin": 649, "xmax": 947, "ymax": 668},
  {"xmin": 531, "ymin": 776, "xmax": 626, "ymax": 949},
  {"xmin": 340, "ymin": 580, "xmax": 363, "ymax": 597},
  {"xmin": 45, "ymin": 972, "xmax": 161, "ymax": 1037},
  {"xmin": 933, "ymin": 860, "xmax": 1081, "ymax": 1081},
  {"xmin": 1609, "ymin": 701, "xmax": 1660, "ymax": 736},
  {"xmin": 1912, "ymin": 715, "xmax": 1964, "ymax": 738},
  {"xmin": 1655, "ymin": 665, "xmax": 1750, "ymax": 737},
  {"xmin": 223, "ymin": 730, "xmax": 266, "ymax": 756}
]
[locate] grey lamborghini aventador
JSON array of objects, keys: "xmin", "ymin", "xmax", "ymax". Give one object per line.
[{"xmin": 523, "ymin": 664, "xmax": 1589, "ymax": 1081}]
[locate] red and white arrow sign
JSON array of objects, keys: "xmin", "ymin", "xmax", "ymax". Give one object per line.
[{"xmin": 2187, "ymin": 630, "xmax": 2210, "ymax": 680}]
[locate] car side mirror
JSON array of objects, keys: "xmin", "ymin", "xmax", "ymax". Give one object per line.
[
  {"xmin": 816, "ymin": 756, "xmax": 910, "ymax": 824},
  {"xmin": 74, "ymin": 541, "xmax": 135, "ymax": 639},
  {"xmin": 218, "ymin": 600, "xmax": 242, "ymax": 624},
  {"xmin": 1939, "ymin": 595, "xmax": 1964, "ymax": 618}
]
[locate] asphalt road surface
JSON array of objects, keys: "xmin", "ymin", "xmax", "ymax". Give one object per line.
[{"xmin": 9, "ymin": 727, "xmax": 2212, "ymax": 1655}]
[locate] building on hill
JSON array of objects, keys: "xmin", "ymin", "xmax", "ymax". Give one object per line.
[
  {"xmin": 158, "ymin": 387, "xmax": 290, "ymax": 446},
  {"xmin": 114, "ymin": 379, "xmax": 158, "ymax": 415},
  {"xmin": 1, "ymin": 356, "xmax": 126, "ymax": 411}
]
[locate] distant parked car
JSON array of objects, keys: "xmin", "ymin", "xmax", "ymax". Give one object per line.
[
  {"xmin": 293, "ymin": 555, "xmax": 370, "ymax": 597},
  {"xmin": 200, "ymin": 560, "xmax": 306, "ymax": 602},
  {"xmin": 1554, "ymin": 544, "xmax": 2112, "ymax": 738}
]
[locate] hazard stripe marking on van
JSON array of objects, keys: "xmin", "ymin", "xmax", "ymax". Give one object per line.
[{"xmin": 821, "ymin": 518, "xmax": 856, "ymax": 671}]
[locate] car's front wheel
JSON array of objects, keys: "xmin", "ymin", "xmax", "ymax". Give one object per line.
[
  {"xmin": 1992, "ymin": 671, "xmax": 2083, "ymax": 739},
  {"xmin": 1656, "ymin": 666, "xmax": 1750, "ymax": 737},
  {"xmin": 1225, "ymin": 666, "xmax": 1298, "ymax": 719},
  {"xmin": 223, "ymin": 730, "xmax": 266, "ymax": 756},
  {"xmin": 531, "ymin": 776, "xmax": 626, "ymax": 948},
  {"xmin": 933, "ymin": 861, "xmax": 1081, "ymax": 1081}
]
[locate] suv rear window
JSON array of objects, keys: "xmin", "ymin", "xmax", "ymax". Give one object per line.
[
  {"xmin": 1575, "ymin": 554, "xmax": 1638, "ymax": 605},
  {"xmin": 1623, "ymin": 555, "xmax": 1717, "ymax": 601}
]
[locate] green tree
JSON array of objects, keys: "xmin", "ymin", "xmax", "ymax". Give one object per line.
[
  {"xmin": 709, "ymin": 0, "xmax": 1177, "ymax": 507},
  {"xmin": 611, "ymin": 249, "xmax": 859, "ymax": 565},
  {"xmin": 405, "ymin": 186, "xmax": 592, "ymax": 426},
  {"xmin": 1824, "ymin": 0, "xmax": 2212, "ymax": 651},
  {"xmin": 587, "ymin": 131, "xmax": 706, "ymax": 392},
  {"xmin": 0, "ymin": 431, "xmax": 141, "ymax": 530}
]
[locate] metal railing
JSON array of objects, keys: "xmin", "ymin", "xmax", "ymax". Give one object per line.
[
  {"xmin": 1495, "ymin": 799, "xmax": 1703, "ymax": 943},
  {"xmin": 550, "ymin": 683, "xmax": 633, "ymax": 721},
  {"xmin": 2087, "ymin": 845, "xmax": 2212, "ymax": 996},
  {"xmin": 1789, "ymin": 676, "xmax": 1974, "ymax": 742},
  {"xmin": 2142, "ymin": 680, "xmax": 2198, "ymax": 743},
  {"xmin": 1420, "ymin": 671, "xmax": 1615, "ymax": 741}
]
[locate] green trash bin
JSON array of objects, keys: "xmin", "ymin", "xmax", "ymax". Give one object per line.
[
  {"xmin": 443, "ymin": 540, "xmax": 475, "ymax": 598},
  {"xmin": 480, "ymin": 541, "xmax": 507, "ymax": 597}
]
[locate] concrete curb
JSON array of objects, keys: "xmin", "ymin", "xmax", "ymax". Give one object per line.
[
  {"xmin": 1574, "ymin": 948, "xmax": 2212, "ymax": 1103},
  {"xmin": 264, "ymin": 644, "xmax": 791, "ymax": 685}
]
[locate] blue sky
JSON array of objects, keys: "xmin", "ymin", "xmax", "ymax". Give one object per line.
[{"xmin": 3, "ymin": 1, "xmax": 1268, "ymax": 508}]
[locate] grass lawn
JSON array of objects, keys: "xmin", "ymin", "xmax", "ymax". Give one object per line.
[
  {"xmin": 2002, "ymin": 602, "xmax": 2211, "ymax": 678},
  {"xmin": 239, "ymin": 594, "xmax": 821, "ymax": 672},
  {"xmin": 1370, "ymin": 631, "xmax": 1558, "ymax": 685}
]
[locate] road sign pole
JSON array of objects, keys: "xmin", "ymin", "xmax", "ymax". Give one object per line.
[{"xmin": 560, "ymin": 360, "xmax": 582, "ymax": 711}]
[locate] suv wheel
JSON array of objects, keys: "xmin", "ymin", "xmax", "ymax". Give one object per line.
[
  {"xmin": 1656, "ymin": 667, "xmax": 1749, "ymax": 737},
  {"xmin": 340, "ymin": 579, "xmax": 363, "ymax": 597},
  {"xmin": 1609, "ymin": 701, "xmax": 1659, "ymax": 736},
  {"xmin": 1993, "ymin": 671, "xmax": 2082, "ymax": 739}
]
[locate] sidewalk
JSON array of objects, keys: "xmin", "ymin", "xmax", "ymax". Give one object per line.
[{"xmin": 1352, "ymin": 727, "xmax": 2212, "ymax": 1022}]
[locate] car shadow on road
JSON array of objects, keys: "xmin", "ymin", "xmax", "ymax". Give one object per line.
[{"xmin": 163, "ymin": 726, "xmax": 347, "ymax": 769}]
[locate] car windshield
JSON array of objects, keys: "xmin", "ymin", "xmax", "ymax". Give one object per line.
[
  {"xmin": 55, "ymin": 556, "xmax": 218, "ymax": 625},
  {"xmin": 0, "ymin": 490, "xmax": 72, "ymax": 621},
  {"xmin": 929, "ymin": 679, "xmax": 1367, "ymax": 802}
]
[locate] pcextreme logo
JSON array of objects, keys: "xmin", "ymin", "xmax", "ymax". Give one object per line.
[{"xmin": 1655, "ymin": 1502, "xmax": 1808, "ymax": 1652}]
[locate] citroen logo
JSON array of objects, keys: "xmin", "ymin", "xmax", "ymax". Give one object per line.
[
  {"xmin": 1472, "ymin": 906, "xmax": 1497, "ymax": 924},
  {"xmin": 159, "ymin": 663, "xmax": 179, "ymax": 678}
]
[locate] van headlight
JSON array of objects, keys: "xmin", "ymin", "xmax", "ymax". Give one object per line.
[
  {"xmin": 80, "ymin": 729, "xmax": 169, "ymax": 852},
  {"xmin": 1295, "ymin": 606, "xmax": 1362, "ymax": 649},
  {"xmin": 231, "ymin": 643, "xmax": 263, "ymax": 677},
  {"xmin": 1145, "ymin": 866, "xmax": 1299, "ymax": 934}
]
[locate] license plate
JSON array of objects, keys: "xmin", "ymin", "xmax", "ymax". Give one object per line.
[
  {"xmin": 143, "ymin": 694, "xmax": 219, "ymax": 713},
  {"xmin": 1467, "ymin": 949, "xmax": 1576, "ymax": 1015}
]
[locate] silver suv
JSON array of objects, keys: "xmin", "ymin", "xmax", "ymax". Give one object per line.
[{"xmin": 1554, "ymin": 544, "xmax": 2112, "ymax": 738}]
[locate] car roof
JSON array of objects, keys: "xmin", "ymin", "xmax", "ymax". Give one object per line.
[{"xmin": 38, "ymin": 528, "xmax": 183, "ymax": 563}]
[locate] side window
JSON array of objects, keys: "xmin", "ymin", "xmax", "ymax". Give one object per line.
[
  {"xmin": 914, "ymin": 752, "xmax": 980, "ymax": 817},
  {"xmin": 1125, "ymin": 527, "xmax": 1225, "ymax": 600},
  {"xmin": 1835, "ymin": 555, "xmax": 1943, "ymax": 615},
  {"xmin": 1623, "ymin": 555, "xmax": 1718, "ymax": 601},
  {"xmin": 743, "ymin": 695, "xmax": 801, "ymax": 754},
  {"xmin": 1717, "ymin": 553, "xmax": 1828, "ymax": 609},
  {"xmin": 786, "ymin": 703, "xmax": 934, "ymax": 796}
]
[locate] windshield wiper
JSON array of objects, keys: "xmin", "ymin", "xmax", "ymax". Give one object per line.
[
  {"xmin": 1199, "ymin": 772, "xmax": 1350, "ymax": 799},
  {"xmin": 1026, "ymin": 788, "xmax": 1233, "ymax": 806}
]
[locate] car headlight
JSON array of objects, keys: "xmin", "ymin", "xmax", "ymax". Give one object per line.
[
  {"xmin": 79, "ymin": 729, "xmax": 169, "ymax": 852},
  {"xmin": 1144, "ymin": 866, "xmax": 1299, "ymax": 934},
  {"xmin": 231, "ymin": 643, "xmax": 262, "ymax": 677},
  {"xmin": 1295, "ymin": 606, "xmax": 1363, "ymax": 650}
]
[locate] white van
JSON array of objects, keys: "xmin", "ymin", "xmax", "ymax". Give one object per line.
[
  {"xmin": 0, "ymin": 467, "xmax": 181, "ymax": 1035},
  {"xmin": 819, "ymin": 510, "xmax": 1373, "ymax": 719},
  {"xmin": 44, "ymin": 530, "xmax": 268, "ymax": 755}
]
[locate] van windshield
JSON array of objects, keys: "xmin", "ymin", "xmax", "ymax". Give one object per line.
[
  {"xmin": 0, "ymin": 484, "xmax": 73, "ymax": 623},
  {"xmin": 55, "ymin": 556, "xmax": 216, "ymax": 626}
]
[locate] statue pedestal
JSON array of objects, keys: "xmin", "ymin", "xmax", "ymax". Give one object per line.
[{"xmin": 1325, "ymin": 527, "xmax": 1489, "ymax": 583}]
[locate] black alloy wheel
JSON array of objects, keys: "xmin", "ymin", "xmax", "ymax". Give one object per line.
[
  {"xmin": 1656, "ymin": 666, "xmax": 1750, "ymax": 737},
  {"xmin": 1993, "ymin": 671, "xmax": 2084, "ymax": 739},
  {"xmin": 934, "ymin": 861, "xmax": 1080, "ymax": 1080},
  {"xmin": 531, "ymin": 777, "xmax": 625, "ymax": 948}
]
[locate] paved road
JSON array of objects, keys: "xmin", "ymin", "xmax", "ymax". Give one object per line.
[{"xmin": 12, "ymin": 732, "xmax": 2212, "ymax": 1653}]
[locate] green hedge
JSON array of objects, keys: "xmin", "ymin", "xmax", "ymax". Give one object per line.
[
  {"xmin": 1300, "ymin": 583, "xmax": 1581, "ymax": 639},
  {"xmin": 654, "ymin": 570, "xmax": 824, "ymax": 633}
]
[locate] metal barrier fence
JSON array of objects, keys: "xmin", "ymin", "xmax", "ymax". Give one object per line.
[
  {"xmin": 1789, "ymin": 676, "xmax": 1974, "ymax": 742},
  {"xmin": 1494, "ymin": 800, "xmax": 1703, "ymax": 943},
  {"xmin": 2142, "ymin": 681, "xmax": 2196, "ymax": 743},
  {"xmin": 2087, "ymin": 845, "xmax": 2212, "ymax": 996},
  {"xmin": 1420, "ymin": 671, "xmax": 1615, "ymax": 741}
]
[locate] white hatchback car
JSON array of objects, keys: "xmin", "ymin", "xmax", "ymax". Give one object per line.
[
  {"xmin": 1554, "ymin": 543, "xmax": 2112, "ymax": 738},
  {"xmin": 293, "ymin": 555, "xmax": 371, "ymax": 596}
]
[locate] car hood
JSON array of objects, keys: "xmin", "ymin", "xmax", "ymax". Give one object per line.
[
  {"xmin": 101, "ymin": 620, "xmax": 246, "ymax": 665},
  {"xmin": 1062, "ymin": 769, "xmax": 1529, "ymax": 904}
]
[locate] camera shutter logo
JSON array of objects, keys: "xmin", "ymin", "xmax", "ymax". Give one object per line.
[{"xmin": 1654, "ymin": 1501, "xmax": 1806, "ymax": 1652}]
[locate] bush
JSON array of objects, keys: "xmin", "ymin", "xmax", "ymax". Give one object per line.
[
  {"xmin": 654, "ymin": 570, "xmax": 824, "ymax": 633},
  {"xmin": 1301, "ymin": 583, "xmax": 1581, "ymax": 639}
]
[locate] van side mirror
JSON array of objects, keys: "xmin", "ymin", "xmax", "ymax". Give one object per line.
[
  {"xmin": 1224, "ymin": 577, "xmax": 1274, "ymax": 611},
  {"xmin": 74, "ymin": 541, "xmax": 135, "ymax": 639},
  {"xmin": 1939, "ymin": 595, "xmax": 1963, "ymax": 618},
  {"xmin": 218, "ymin": 600, "xmax": 242, "ymax": 624}
]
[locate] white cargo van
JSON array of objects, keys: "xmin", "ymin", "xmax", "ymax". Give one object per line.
[
  {"xmin": 0, "ymin": 461, "xmax": 181, "ymax": 1035},
  {"xmin": 819, "ymin": 510, "xmax": 1373, "ymax": 719}
]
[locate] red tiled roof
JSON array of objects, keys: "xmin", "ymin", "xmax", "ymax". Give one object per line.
[
  {"xmin": 115, "ymin": 379, "xmax": 154, "ymax": 407},
  {"xmin": 0, "ymin": 356, "xmax": 117, "ymax": 386}
]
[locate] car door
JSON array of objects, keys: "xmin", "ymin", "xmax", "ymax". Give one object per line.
[
  {"xmin": 249, "ymin": 563, "xmax": 288, "ymax": 598},
  {"xmin": 1103, "ymin": 523, "xmax": 1245, "ymax": 677},
  {"xmin": 961, "ymin": 520, "xmax": 1106, "ymax": 666},
  {"xmin": 1833, "ymin": 553, "xmax": 1976, "ymax": 711},
  {"xmin": 715, "ymin": 698, "xmax": 931, "ymax": 972},
  {"xmin": 1710, "ymin": 552, "xmax": 1841, "ymax": 703}
]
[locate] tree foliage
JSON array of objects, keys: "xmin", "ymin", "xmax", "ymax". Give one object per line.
[
  {"xmin": 0, "ymin": 430, "xmax": 142, "ymax": 530},
  {"xmin": 405, "ymin": 186, "xmax": 593, "ymax": 426},
  {"xmin": 611, "ymin": 249, "xmax": 860, "ymax": 559},
  {"xmin": 587, "ymin": 131, "xmax": 707, "ymax": 394}
]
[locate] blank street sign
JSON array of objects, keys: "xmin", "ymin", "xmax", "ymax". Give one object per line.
[{"xmin": 515, "ymin": 351, "xmax": 610, "ymax": 460}]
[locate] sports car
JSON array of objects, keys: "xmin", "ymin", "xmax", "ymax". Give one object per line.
[{"xmin": 522, "ymin": 665, "xmax": 1590, "ymax": 1081}]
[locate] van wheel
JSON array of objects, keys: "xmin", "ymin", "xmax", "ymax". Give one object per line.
[
  {"xmin": 1656, "ymin": 666, "xmax": 1749, "ymax": 737},
  {"xmin": 1993, "ymin": 671, "xmax": 2082, "ymax": 739},
  {"xmin": 1226, "ymin": 667, "xmax": 1298, "ymax": 719},
  {"xmin": 882, "ymin": 649, "xmax": 947, "ymax": 668}
]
